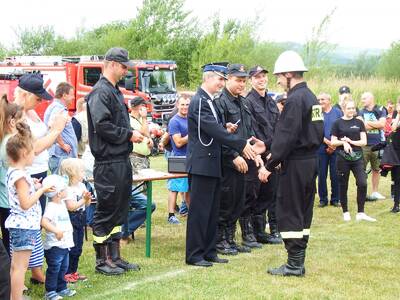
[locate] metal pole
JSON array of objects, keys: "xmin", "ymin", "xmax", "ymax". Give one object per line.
[{"xmin": 145, "ymin": 181, "xmax": 152, "ymax": 258}]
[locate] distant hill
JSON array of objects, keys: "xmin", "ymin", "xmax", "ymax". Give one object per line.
[{"xmin": 276, "ymin": 42, "xmax": 384, "ymax": 65}]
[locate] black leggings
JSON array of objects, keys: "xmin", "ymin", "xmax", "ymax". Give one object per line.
[
  {"xmin": 336, "ymin": 156, "xmax": 367, "ymax": 213},
  {"xmin": 392, "ymin": 166, "xmax": 400, "ymax": 207}
]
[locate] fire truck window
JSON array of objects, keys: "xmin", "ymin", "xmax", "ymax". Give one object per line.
[{"xmin": 84, "ymin": 67, "xmax": 101, "ymax": 86}]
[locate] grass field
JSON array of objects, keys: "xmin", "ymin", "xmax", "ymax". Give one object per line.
[{"xmin": 26, "ymin": 155, "xmax": 400, "ymax": 300}]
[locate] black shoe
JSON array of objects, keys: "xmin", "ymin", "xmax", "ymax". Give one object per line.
[
  {"xmin": 216, "ymin": 242, "xmax": 238, "ymax": 256},
  {"xmin": 318, "ymin": 202, "xmax": 328, "ymax": 207},
  {"xmin": 108, "ymin": 240, "xmax": 140, "ymax": 271},
  {"xmin": 205, "ymin": 256, "xmax": 229, "ymax": 263},
  {"xmin": 240, "ymin": 216, "xmax": 262, "ymax": 249},
  {"xmin": 94, "ymin": 243, "xmax": 125, "ymax": 276},
  {"xmin": 187, "ymin": 259, "xmax": 213, "ymax": 267},
  {"xmin": 267, "ymin": 264, "xmax": 305, "ymax": 277},
  {"xmin": 113, "ymin": 258, "xmax": 140, "ymax": 271},
  {"xmin": 96, "ymin": 260, "xmax": 125, "ymax": 276},
  {"xmin": 391, "ymin": 206, "xmax": 400, "ymax": 213},
  {"xmin": 266, "ymin": 233, "xmax": 283, "ymax": 244},
  {"xmin": 268, "ymin": 249, "xmax": 306, "ymax": 277},
  {"xmin": 330, "ymin": 202, "xmax": 341, "ymax": 207}
]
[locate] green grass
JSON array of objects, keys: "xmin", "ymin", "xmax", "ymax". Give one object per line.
[{"xmin": 25, "ymin": 155, "xmax": 400, "ymax": 300}]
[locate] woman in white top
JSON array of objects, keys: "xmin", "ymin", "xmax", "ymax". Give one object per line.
[{"xmin": 13, "ymin": 73, "xmax": 68, "ymax": 285}]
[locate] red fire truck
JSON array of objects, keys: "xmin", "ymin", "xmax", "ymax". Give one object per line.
[{"xmin": 0, "ymin": 55, "xmax": 178, "ymax": 123}]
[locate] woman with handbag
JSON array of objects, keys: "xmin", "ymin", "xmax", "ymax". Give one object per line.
[{"xmin": 331, "ymin": 99, "xmax": 376, "ymax": 222}]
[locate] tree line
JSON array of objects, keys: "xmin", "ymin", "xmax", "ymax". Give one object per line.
[{"xmin": 0, "ymin": 0, "xmax": 399, "ymax": 88}]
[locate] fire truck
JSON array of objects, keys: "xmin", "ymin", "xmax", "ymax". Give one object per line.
[{"xmin": 0, "ymin": 55, "xmax": 178, "ymax": 123}]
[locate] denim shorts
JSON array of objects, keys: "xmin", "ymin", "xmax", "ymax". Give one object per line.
[{"xmin": 9, "ymin": 228, "xmax": 39, "ymax": 251}]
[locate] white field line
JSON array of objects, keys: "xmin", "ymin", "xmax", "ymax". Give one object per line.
[{"xmin": 87, "ymin": 269, "xmax": 187, "ymax": 299}]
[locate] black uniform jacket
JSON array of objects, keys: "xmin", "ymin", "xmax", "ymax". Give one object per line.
[
  {"xmin": 214, "ymin": 87, "xmax": 254, "ymax": 169},
  {"xmin": 245, "ymin": 88, "xmax": 279, "ymax": 150},
  {"xmin": 86, "ymin": 76, "xmax": 133, "ymax": 161},
  {"xmin": 266, "ymin": 82, "xmax": 324, "ymax": 171},
  {"xmin": 186, "ymin": 87, "xmax": 247, "ymax": 178}
]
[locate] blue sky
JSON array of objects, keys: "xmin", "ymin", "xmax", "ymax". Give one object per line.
[{"xmin": 1, "ymin": 0, "xmax": 398, "ymax": 50}]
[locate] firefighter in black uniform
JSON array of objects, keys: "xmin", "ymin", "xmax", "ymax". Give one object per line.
[
  {"xmin": 186, "ymin": 63, "xmax": 263, "ymax": 267},
  {"xmin": 258, "ymin": 50, "xmax": 323, "ymax": 276},
  {"xmin": 245, "ymin": 65, "xmax": 282, "ymax": 245},
  {"xmin": 214, "ymin": 64, "xmax": 263, "ymax": 255},
  {"xmin": 87, "ymin": 47, "xmax": 145, "ymax": 275}
]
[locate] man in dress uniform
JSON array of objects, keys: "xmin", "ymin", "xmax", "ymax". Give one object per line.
[
  {"xmin": 87, "ymin": 47, "xmax": 144, "ymax": 275},
  {"xmin": 185, "ymin": 63, "xmax": 263, "ymax": 267},
  {"xmin": 245, "ymin": 65, "xmax": 282, "ymax": 245},
  {"xmin": 258, "ymin": 51, "xmax": 324, "ymax": 276},
  {"xmin": 214, "ymin": 64, "xmax": 262, "ymax": 255}
]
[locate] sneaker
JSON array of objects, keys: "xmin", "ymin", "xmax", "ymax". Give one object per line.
[
  {"xmin": 179, "ymin": 201, "xmax": 188, "ymax": 216},
  {"xmin": 45, "ymin": 291, "xmax": 63, "ymax": 300},
  {"xmin": 58, "ymin": 288, "xmax": 76, "ymax": 297},
  {"xmin": 343, "ymin": 212, "xmax": 351, "ymax": 222},
  {"xmin": 72, "ymin": 272, "xmax": 87, "ymax": 282},
  {"xmin": 391, "ymin": 206, "xmax": 399, "ymax": 213},
  {"xmin": 370, "ymin": 192, "xmax": 385, "ymax": 200},
  {"xmin": 168, "ymin": 215, "xmax": 181, "ymax": 225},
  {"xmin": 64, "ymin": 273, "xmax": 78, "ymax": 284},
  {"xmin": 356, "ymin": 213, "xmax": 376, "ymax": 222}
]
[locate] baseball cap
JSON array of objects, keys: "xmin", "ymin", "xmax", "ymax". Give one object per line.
[
  {"xmin": 105, "ymin": 47, "xmax": 134, "ymax": 68},
  {"xmin": 227, "ymin": 64, "xmax": 248, "ymax": 77},
  {"xmin": 130, "ymin": 96, "xmax": 146, "ymax": 107},
  {"xmin": 339, "ymin": 85, "xmax": 351, "ymax": 95},
  {"xmin": 18, "ymin": 73, "xmax": 53, "ymax": 100},
  {"xmin": 42, "ymin": 175, "xmax": 68, "ymax": 199},
  {"xmin": 249, "ymin": 65, "xmax": 268, "ymax": 77}
]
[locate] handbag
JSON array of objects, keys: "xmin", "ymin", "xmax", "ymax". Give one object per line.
[{"xmin": 337, "ymin": 149, "xmax": 363, "ymax": 162}]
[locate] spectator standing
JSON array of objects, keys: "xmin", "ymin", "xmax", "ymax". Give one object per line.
[
  {"xmin": 167, "ymin": 95, "xmax": 190, "ymax": 224},
  {"xmin": 317, "ymin": 93, "xmax": 342, "ymax": 207},
  {"xmin": 44, "ymin": 82, "xmax": 78, "ymax": 174},
  {"xmin": 359, "ymin": 92, "xmax": 387, "ymax": 200},
  {"xmin": 13, "ymin": 73, "xmax": 68, "ymax": 286},
  {"xmin": 41, "ymin": 175, "xmax": 76, "ymax": 300},
  {"xmin": 331, "ymin": 99, "xmax": 376, "ymax": 222}
]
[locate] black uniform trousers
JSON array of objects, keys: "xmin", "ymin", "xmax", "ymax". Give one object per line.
[
  {"xmin": 186, "ymin": 174, "xmax": 221, "ymax": 263},
  {"xmin": 276, "ymin": 157, "xmax": 317, "ymax": 253},
  {"xmin": 219, "ymin": 166, "xmax": 245, "ymax": 227},
  {"xmin": 92, "ymin": 158, "xmax": 132, "ymax": 244},
  {"xmin": 0, "ymin": 239, "xmax": 10, "ymax": 300},
  {"xmin": 244, "ymin": 167, "xmax": 277, "ymax": 217}
]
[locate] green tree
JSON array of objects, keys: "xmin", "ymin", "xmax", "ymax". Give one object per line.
[
  {"xmin": 13, "ymin": 25, "xmax": 57, "ymax": 55},
  {"xmin": 378, "ymin": 41, "xmax": 400, "ymax": 79}
]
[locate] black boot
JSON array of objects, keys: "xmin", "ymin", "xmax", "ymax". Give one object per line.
[
  {"xmin": 267, "ymin": 222, "xmax": 283, "ymax": 244},
  {"xmin": 239, "ymin": 217, "xmax": 262, "ymax": 248},
  {"xmin": 267, "ymin": 249, "xmax": 306, "ymax": 277},
  {"xmin": 108, "ymin": 240, "xmax": 140, "ymax": 271},
  {"xmin": 391, "ymin": 203, "xmax": 400, "ymax": 213},
  {"xmin": 216, "ymin": 225, "xmax": 238, "ymax": 256},
  {"xmin": 94, "ymin": 243, "xmax": 125, "ymax": 276},
  {"xmin": 253, "ymin": 215, "xmax": 270, "ymax": 244},
  {"xmin": 227, "ymin": 223, "xmax": 251, "ymax": 253}
]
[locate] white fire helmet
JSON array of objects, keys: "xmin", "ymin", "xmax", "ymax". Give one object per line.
[{"xmin": 273, "ymin": 50, "xmax": 308, "ymax": 75}]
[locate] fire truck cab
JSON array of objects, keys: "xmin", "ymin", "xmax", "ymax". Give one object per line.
[{"xmin": 0, "ymin": 56, "xmax": 178, "ymax": 123}]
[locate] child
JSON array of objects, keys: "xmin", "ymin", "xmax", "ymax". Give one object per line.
[
  {"xmin": 41, "ymin": 175, "xmax": 76, "ymax": 300},
  {"xmin": 0, "ymin": 94, "xmax": 23, "ymax": 256},
  {"xmin": 60, "ymin": 158, "xmax": 91, "ymax": 283},
  {"xmin": 5, "ymin": 122, "xmax": 54, "ymax": 300}
]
